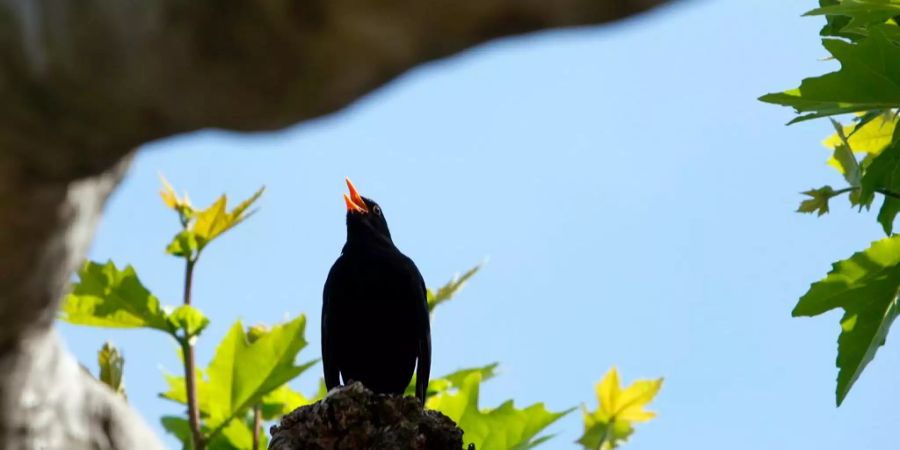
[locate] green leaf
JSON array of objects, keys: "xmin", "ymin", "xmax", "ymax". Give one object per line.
[
  {"xmin": 793, "ymin": 235, "xmax": 900, "ymax": 405},
  {"xmin": 161, "ymin": 416, "xmax": 194, "ymax": 450},
  {"xmin": 817, "ymin": 0, "xmax": 857, "ymax": 39},
  {"xmin": 759, "ymin": 27, "xmax": 900, "ymax": 122},
  {"xmin": 860, "ymin": 124, "xmax": 900, "ymax": 231},
  {"xmin": 828, "ymin": 119, "xmax": 864, "ymax": 186},
  {"xmin": 167, "ymin": 305, "xmax": 210, "ymax": 339},
  {"xmin": 98, "ymin": 341, "xmax": 126, "ymax": 399},
  {"xmin": 405, "ymin": 362, "xmax": 500, "ymax": 398},
  {"xmin": 427, "ymin": 373, "xmax": 571, "ymax": 450},
  {"xmin": 159, "ymin": 371, "xmax": 212, "ymax": 416},
  {"xmin": 61, "ymin": 261, "xmax": 170, "ymax": 331},
  {"xmin": 260, "ymin": 384, "xmax": 315, "ymax": 420},
  {"xmin": 427, "ymin": 264, "xmax": 482, "ymax": 312},
  {"xmin": 578, "ymin": 367, "xmax": 663, "ymax": 450},
  {"xmin": 823, "ymin": 113, "xmax": 896, "ymax": 177},
  {"xmin": 798, "ymin": 186, "xmax": 839, "ymax": 216},
  {"xmin": 166, "ymin": 231, "xmax": 199, "ymax": 259},
  {"xmin": 210, "ymin": 417, "xmax": 260, "ymax": 450},
  {"xmin": 205, "ymin": 316, "xmax": 314, "ymax": 435},
  {"xmin": 806, "ymin": 0, "xmax": 900, "ymax": 35}
]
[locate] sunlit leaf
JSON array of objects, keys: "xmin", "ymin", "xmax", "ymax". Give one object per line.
[
  {"xmin": 204, "ymin": 316, "xmax": 315, "ymax": 435},
  {"xmin": 159, "ymin": 371, "xmax": 212, "ymax": 416},
  {"xmin": 61, "ymin": 261, "xmax": 170, "ymax": 331},
  {"xmin": 192, "ymin": 187, "xmax": 265, "ymax": 251},
  {"xmin": 167, "ymin": 305, "xmax": 210, "ymax": 339},
  {"xmin": 427, "ymin": 264, "xmax": 482, "ymax": 312},
  {"xmin": 578, "ymin": 367, "xmax": 663, "ymax": 450},
  {"xmin": 98, "ymin": 341, "xmax": 126, "ymax": 399},
  {"xmin": 260, "ymin": 384, "xmax": 315, "ymax": 420},
  {"xmin": 860, "ymin": 125, "xmax": 900, "ymax": 232},
  {"xmin": 166, "ymin": 231, "xmax": 199, "ymax": 258},
  {"xmin": 427, "ymin": 373, "xmax": 570, "ymax": 450},
  {"xmin": 794, "ymin": 235, "xmax": 900, "ymax": 405},
  {"xmin": 405, "ymin": 362, "xmax": 500, "ymax": 399}
]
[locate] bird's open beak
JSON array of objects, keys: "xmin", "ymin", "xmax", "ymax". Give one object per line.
[{"xmin": 344, "ymin": 178, "xmax": 369, "ymax": 214}]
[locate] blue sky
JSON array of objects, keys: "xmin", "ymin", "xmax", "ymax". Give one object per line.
[{"xmin": 60, "ymin": 1, "xmax": 900, "ymax": 448}]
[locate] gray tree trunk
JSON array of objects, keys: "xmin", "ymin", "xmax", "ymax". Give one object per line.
[{"xmin": 0, "ymin": 0, "xmax": 671, "ymax": 448}]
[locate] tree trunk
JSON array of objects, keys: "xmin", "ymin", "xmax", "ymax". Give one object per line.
[{"xmin": 0, "ymin": 0, "xmax": 672, "ymax": 448}]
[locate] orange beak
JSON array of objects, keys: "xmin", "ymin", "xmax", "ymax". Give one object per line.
[{"xmin": 344, "ymin": 178, "xmax": 369, "ymax": 213}]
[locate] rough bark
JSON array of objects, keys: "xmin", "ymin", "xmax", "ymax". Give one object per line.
[
  {"xmin": 0, "ymin": 0, "xmax": 671, "ymax": 448},
  {"xmin": 269, "ymin": 383, "xmax": 466, "ymax": 450}
]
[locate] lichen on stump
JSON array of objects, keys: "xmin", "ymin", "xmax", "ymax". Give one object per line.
[{"xmin": 268, "ymin": 382, "xmax": 468, "ymax": 450}]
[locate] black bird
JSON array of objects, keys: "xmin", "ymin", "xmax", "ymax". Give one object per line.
[{"xmin": 322, "ymin": 178, "xmax": 431, "ymax": 404}]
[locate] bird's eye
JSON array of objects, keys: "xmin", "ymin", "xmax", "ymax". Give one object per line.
[{"xmin": 373, "ymin": 205, "xmax": 382, "ymax": 215}]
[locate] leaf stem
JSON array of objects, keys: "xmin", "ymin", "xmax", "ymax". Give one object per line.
[
  {"xmin": 876, "ymin": 188, "xmax": 900, "ymax": 200},
  {"xmin": 829, "ymin": 186, "xmax": 900, "ymax": 201},
  {"xmin": 182, "ymin": 257, "xmax": 204, "ymax": 450},
  {"xmin": 252, "ymin": 404, "xmax": 262, "ymax": 450}
]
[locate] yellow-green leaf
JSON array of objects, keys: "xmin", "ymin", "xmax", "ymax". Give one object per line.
[
  {"xmin": 61, "ymin": 260, "xmax": 170, "ymax": 331},
  {"xmin": 824, "ymin": 113, "xmax": 896, "ymax": 176},
  {"xmin": 98, "ymin": 341, "xmax": 126, "ymax": 399},
  {"xmin": 427, "ymin": 264, "xmax": 482, "ymax": 312},
  {"xmin": 579, "ymin": 367, "xmax": 663, "ymax": 450},
  {"xmin": 167, "ymin": 305, "xmax": 210, "ymax": 339},
  {"xmin": 204, "ymin": 316, "xmax": 315, "ymax": 435},
  {"xmin": 192, "ymin": 187, "xmax": 265, "ymax": 250},
  {"xmin": 427, "ymin": 373, "xmax": 571, "ymax": 450}
]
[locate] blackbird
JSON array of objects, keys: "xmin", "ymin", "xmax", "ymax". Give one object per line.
[{"xmin": 322, "ymin": 178, "xmax": 431, "ymax": 404}]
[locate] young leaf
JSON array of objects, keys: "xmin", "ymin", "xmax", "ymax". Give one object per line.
[
  {"xmin": 793, "ymin": 235, "xmax": 900, "ymax": 405},
  {"xmin": 98, "ymin": 341, "xmax": 126, "ymax": 399},
  {"xmin": 427, "ymin": 373, "xmax": 571, "ymax": 450},
  {"xmin": 427, "ymin": 264, "xmax": 482, "ymax": 312},
  {"xmin": 167, "ymin": 305, "xmax": 211, "ymax": 339},
  {"xmin": 578, "ymin": 367, "xmax": 663, "ymax": 450},
  {"xmin": 166, "ymin": 231, "xmax": 199, "ymax": 259},
  {"xmin": 61, "ymin": 260, "xmax": 170, "ymax": 331},
  {"xmin": 160, "ymin": 175, "xmax": 195, "ymax": 224},
  {"xmin": 204, "ymin": 316, "xmax": 315, "ymax": 435},
  {"xmin": 162, "ymin": 182, "xmax": 264, "ymax": 258},
  {"xmin": 798, "ymin": 186, "xmax": 839, "ymax": 216},
  {"xmin": 759, "ymin": 27, "xmax": 900, "ymax": 123},
  {"xmin": 191, "ymin": 187, "xmax": 265, "ymax": 251}
]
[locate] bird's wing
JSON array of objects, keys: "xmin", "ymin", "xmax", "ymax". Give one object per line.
[
  {"xmin": 322, "ymin": 258, "xmax": 342, "ymax": 391},
  {"xmin": 410, "ymin": 260, "xmax": 432, "ymax": 405}
]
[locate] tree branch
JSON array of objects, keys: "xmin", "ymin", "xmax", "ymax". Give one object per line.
[{"xmin": 0, "ymin": 0, "xmax": 672, "ymax": 181}]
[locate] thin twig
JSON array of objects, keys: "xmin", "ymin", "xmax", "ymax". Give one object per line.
[
  {"xmin": 252, "ymin": 405, "xmax": 262, "ymax": 450},
  {"xmin": 182, "ymin": 258, "xmax": 204, "ymax": 450}
]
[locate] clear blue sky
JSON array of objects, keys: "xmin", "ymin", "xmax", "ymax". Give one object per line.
[{"xmin": 60, "ymin": 1, "xmax": 900, "ymax": 448}]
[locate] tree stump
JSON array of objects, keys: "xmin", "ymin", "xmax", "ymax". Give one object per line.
[{"xmin": 269, "ymin": 382, "xmax": 467, "ymax": 450}]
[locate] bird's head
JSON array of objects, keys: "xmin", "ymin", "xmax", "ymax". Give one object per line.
[{"xmin": 343, "ymin": 178, "xmax": 392, "ymax": 244}]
